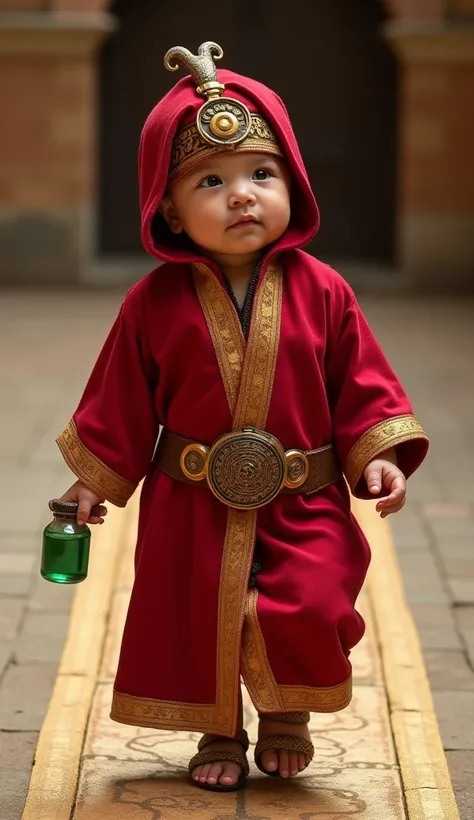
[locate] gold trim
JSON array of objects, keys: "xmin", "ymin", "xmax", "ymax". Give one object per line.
[
  {"xmin": 193, "ymin": 263, "xmax": 245, "ymax": 415},
  {"xmin": 241, "ymin": 590, "xmax": 285, "ymax": 711},
  {"xmin": 242, "ymin": 589, "xmax": 353, "ymax": 714},
  {"xmin": 169, "ymin": 115, "xmax": 283, "ymax": 184},
  {"xmin": 233, "ymin": 261, "xmax": 283, "ymax": 428},
  {"xmin": 56, "ymin": 419, "xmax": 136, "ymax": 508},
  {"xmin": 346, "ymin": 414, "xmax": 429, "ymax": 493},
  {"xmin": 111, "ymin": 262, "xmax": 283, "ymax": 735},
  {"xmin": 278, "ymin": 680, "xmax": 352, "ymax": 712}
]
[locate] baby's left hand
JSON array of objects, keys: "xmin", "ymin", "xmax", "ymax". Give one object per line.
[{"xmin": 363, "ymin": 457, "xmax": 407, "ymax": 518}]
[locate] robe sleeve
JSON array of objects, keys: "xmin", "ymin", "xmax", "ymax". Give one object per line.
[
  {"xmin": 327, "ymin": 291, "xmax": 429, "ymax": 499},
  {"xmin": 56, "ymin": 292, "xmax": 160, "ymax": 507}
]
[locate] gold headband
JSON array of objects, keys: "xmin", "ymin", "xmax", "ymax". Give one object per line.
[{"xmin": 164, "ymin": 41, "xmax": 283, "ymax": 182}]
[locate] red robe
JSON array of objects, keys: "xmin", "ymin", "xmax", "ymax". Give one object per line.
[{"xmin": 57, "ymin": 69, "xmax": 428, "ymax": 737}]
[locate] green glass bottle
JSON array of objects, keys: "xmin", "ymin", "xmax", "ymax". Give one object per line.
[{"xmin": 41, "ymin": 499, "xmax": 91, "ymax": 584}]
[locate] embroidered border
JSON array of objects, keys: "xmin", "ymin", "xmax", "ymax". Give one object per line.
[
  {"xmin": 193, "ymin": 263, "xmax": 245, "ymax": 414},
  {"xmin": 170, "ymin": 144, "xmax": 284, "ymax": 186},
  {"xmin": 242, "ymin": 589, "xmax": 353, "ymax": 714},
  {"xmin": 56, "ymin": 419, "xmax": 136, "ymax": 508},
  {"xmin": 278, "ymin": 679, "xmax": 352, "ymax": 713},
  {"xmin": 233, "ymin": 262, "xmax": 283, "ymax": 428},
  {"xmin": 241, "ymin": 589, "xmax": 285, "ymax": 711},
  {"xmin": 345, "ymin": 414, "xmax": 429, "ymax": 493}
]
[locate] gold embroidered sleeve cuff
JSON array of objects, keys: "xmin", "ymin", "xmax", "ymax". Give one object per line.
[
  {"xmin": 56, "ymin": 419, "xmax": 136, "ymax": 507},
  {"xmin": 345, "ymin": 414, "xmax": 428, "ymax": 493}
]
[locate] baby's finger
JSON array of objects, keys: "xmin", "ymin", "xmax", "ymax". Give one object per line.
[
  {"xmin": 365, "ymin": 469, "xmax": 383, "ymax": 494},
  {"xmin": 77, "ymin": 501, "xmax": 92, "ymax": 525},
  {"xmin": 376, "ymin": 486, "xmax": 405, "ymax": 510},
  {"xmin": 380, "ymin": 497, "xmax": 406, "ymax": 517},
  {"xmin": 90, "ymin": 504, "xmax": 107, "ymax": 518},
  {"xmin": 87, "ymin": 515, "xmax": 105, "ymax": 525}
]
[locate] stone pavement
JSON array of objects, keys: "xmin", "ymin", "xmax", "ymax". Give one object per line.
[{"xmin": 0, "ymin": 288, "xmax": 473, "ymax": 818}]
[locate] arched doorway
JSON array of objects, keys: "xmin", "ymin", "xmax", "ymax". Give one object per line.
[{"xmin": 99, "ymin": 0, "xmax": 397, "ymax": 264}]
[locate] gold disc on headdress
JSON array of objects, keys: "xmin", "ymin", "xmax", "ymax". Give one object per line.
[{"xmin": 164, "ymin": 41, "xmax": 252, "ymax": 146}]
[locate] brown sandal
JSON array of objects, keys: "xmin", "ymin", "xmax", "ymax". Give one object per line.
[
  {"xmin": 188, "ymin": 728, "xmax": 250, "ymax": 792},
  {"xmin": 254, "ymin": 711, "xmax": 314, "ymax": 777}
]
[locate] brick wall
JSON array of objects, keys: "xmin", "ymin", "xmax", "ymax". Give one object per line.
[
  {"xmin": 0, "ymin": 1, "xmax": 44, "ymax": 8},
  {"xmin": 402, "ymin": 64, "xmax": 474, "ymax": 213},
  {"xmin": 0, "ymin": 58, "xmax": 94, "ymax": 209}
]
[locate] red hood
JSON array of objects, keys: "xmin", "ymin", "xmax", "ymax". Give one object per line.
[{"xmin": 139, "ymin": 69, "xmax": 320, "ymax": 266}]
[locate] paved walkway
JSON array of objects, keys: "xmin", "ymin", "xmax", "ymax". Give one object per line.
[{"xmin": 0, "ymin": 289, "xmax": 473, "ymax": 818}]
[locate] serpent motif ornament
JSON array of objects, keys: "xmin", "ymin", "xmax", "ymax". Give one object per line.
[{"xmin": 164, "ymin": 41, "xmax": 252, "ymax": 146}]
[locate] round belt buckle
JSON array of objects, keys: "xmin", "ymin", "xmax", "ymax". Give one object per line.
[{"xmin": 207, "ymin": 428, "xmax": 286, "ymax": 510}]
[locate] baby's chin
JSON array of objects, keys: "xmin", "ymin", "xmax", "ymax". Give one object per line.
[{"xmin": 220, "ymin": 233, "xmax": 277, "ymax": 255}]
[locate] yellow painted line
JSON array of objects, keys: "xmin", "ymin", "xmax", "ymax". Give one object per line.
[
  {"xmin": 353, "ymin": 498, "xmax": 461, "ymax": 820},
  {"xmin": 21, "ymin": 497, "xmax": 137, "ymax": 820},
  {"xmin": 22, "ymin": 493, "xmax": 460, "ymax": 819}
]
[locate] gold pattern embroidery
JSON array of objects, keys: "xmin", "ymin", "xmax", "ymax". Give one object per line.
[
  {"xmin": 346, "ymin": 414, "xmax": 429, "ymax": 493},
  {"xmin": 242, "ymin": 589, "xmax": 353, "ymax": 714},
  {"xmin": 111, "ymin": 261, "xmax": 283, "ymax": 736},
  {"xmin": 241, "ymin": 589, "xmax": 285, "ymax": 711},
  {"xmin": 278, "ymin": 679, "xmax": 352, "ymax": 712},
  {"xmin": 193, "ymin": 263, "xmax": 245, "ymax": 414},
  {"xmin": 169, "ymin": 114, "xmax": 283, "ymax": 184},
  {"xmin": 56, "ymin": 419, "xmax": 136, "ymax": 508},
  {"xmin": 233, "ymin": 262, "xmax": 283, "ymax": 429}
]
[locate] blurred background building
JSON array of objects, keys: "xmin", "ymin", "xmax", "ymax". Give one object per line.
[{"xmin": 0, "ymin": 0, "xmax": 473, "ymax": 291}]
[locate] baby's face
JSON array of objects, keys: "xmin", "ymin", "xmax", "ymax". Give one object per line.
[{"xmin": 161, "ymin": 152, "xmax": 291, "ymax": 260}]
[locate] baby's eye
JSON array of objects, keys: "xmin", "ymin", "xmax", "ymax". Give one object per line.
[
  {"xmin": 253, "ymin": 169, "xmax": 272, "ymax": 181},
  {"xmin": 199, "ymin": 175, "xmax": 222, "ymax": 188}
]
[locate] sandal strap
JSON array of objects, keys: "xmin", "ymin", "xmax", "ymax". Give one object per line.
[
  {"xmin": 198, "ymin": 728, "xmax": 249, "ymax": 753},
  {"xmin": 258, "ymin": 711, "xmax": 310, "ymax": 725},
  {"xmin": 188, "ymin": 748, "xmax": 250, "ymax": 777},
  {"xmin": 254, "ymin": 734, "xmax": 314, "ymax": 769}
]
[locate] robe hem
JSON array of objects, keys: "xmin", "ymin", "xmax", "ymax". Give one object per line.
[
  {"xmin": 110, "ymin": 679, "xmax": 352, "ymax": 735},
  {"xmin": 110, "ymin": 690, "xmax": 235, "ymax": 736},
  {"xmin": 241, "ymin": 589, "xmax": 353, "ymax": 714},
  {"xmin": 56, "ymin": 418, "xmax": 136, "ymax": 507},
  {"xmin": 250, "ymin": 682, "xmax": 353, "ymax": 714},
  {"xmin": 345, "ymin": 414, "xmax": 429, "ymax": 492}
]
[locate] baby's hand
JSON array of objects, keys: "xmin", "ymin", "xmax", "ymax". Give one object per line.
[
  {"xmin": 363, "ymin": 456, "xmax": 406, "ymax": 518},
  {"xmin": 60, "ymin": 480, "xmax": 107, "ymax": 526}
]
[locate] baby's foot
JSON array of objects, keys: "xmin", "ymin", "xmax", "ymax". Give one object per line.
[
  {"xmin": 258, "ymin": 718, "xmax": 311, "ymax": 778},
  {"xmin": 192, "ymin": 738, "xmax": 245, "ymax": 787}
]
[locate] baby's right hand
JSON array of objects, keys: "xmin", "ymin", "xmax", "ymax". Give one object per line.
[{"xmin": 60, "ymin": 480, "xmax": 108, "ymax": 526}]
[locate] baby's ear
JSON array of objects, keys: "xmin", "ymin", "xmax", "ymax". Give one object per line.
[{"xmin": 160, "ymin": 196, "xmax": 183, "ymax": 234}]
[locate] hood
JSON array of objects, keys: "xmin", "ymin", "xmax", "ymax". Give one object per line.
[{"xmin": 139, "ymin": 68, "xmax": 320, "ymax": 266}]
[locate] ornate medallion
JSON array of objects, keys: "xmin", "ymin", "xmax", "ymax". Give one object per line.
[{"xmin": 207, "ymin": 428, "xmax": 286, "ymax": 509}]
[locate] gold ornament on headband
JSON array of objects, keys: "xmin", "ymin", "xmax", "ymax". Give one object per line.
[{"xmin": 164, "ymin": 41, "xmax": 252, "ymax": 147}]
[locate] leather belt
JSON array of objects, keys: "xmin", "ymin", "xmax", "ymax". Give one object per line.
[{"xmin": 154, "ymin": 427, "xmax": 340, "ymax": 511}]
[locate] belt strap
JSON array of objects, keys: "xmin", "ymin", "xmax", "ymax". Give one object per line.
[{"xmin": 154, "ymin": 429, "xmax": 340, "ymax": 496}]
